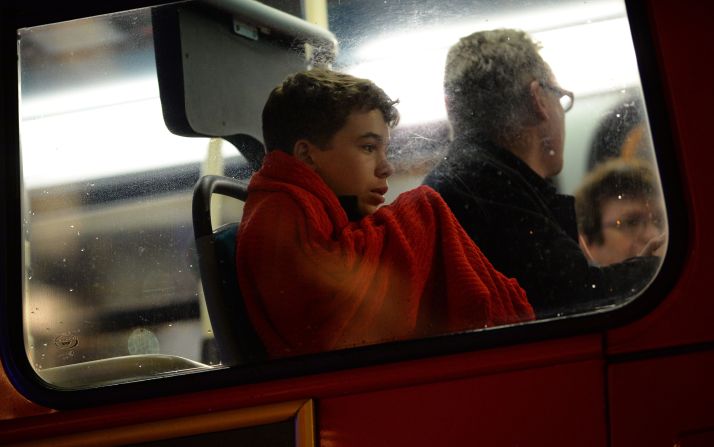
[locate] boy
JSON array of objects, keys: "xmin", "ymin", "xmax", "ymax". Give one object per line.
[
  {"xmin": 575, "ymin": 159, "xmax": 666, "ymax": 266},
  {"xmin": 236, "ymin": 69, "xmax": 533, "ymax": 358}
]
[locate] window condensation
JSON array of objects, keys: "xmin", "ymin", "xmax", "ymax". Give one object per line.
[{"xmin": 18, "ymin": 0, "xmax": 666, "ymax": 388}]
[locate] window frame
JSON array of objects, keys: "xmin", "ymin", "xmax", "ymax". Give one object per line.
[{"xmin": 0, "ymin": 0, "xmax": 689, "ymax": 409}]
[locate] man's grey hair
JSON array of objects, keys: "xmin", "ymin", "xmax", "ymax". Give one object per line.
[{"xmin": 444, "ymin": 29, "xmax": 551, "ymax": 142}]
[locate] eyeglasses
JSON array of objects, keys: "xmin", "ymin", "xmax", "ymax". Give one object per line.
[
  {"xmin": 602, "ymin": 213, "xmax": 665, "ymax": 235},
  {"xmin": 541, "ymin": 82, "xmax": 574, "ymax": 113}
]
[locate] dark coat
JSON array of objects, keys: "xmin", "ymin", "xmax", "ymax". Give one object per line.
[{"xmin": 423, "ymin": 137, "xmax": 660, "ymax": 318}]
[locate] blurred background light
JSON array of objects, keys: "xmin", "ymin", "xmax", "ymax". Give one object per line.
[{"xmin": 346, "ymin": 1, "xmax": 635, "ymax": 126}]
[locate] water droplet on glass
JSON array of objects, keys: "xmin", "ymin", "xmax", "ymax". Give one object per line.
[
  {"xmin": 591, "ymin": 284, "xmax": 597, "ymax": 289},
  {"xmin": 128, "ymin": 328, "xmax": 160, "ymax": 355}
]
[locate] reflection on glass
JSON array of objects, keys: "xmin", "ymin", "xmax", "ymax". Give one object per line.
[
  {"xmin": 19, "ymin": 0, "xmax": 667, "ymax": 386},
  {"xmin": 20, "ymin": 9, "xmax": 238, "ymax": 386}
]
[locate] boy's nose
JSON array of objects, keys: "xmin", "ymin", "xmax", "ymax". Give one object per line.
[{"xmin": 376, "ymin": 158, "xmax": 394, "ymax": 179}]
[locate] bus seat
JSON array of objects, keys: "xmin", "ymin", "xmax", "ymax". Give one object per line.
[{"xmin": 192, "ymin": 175, "xmax": 267, "ymax": 365}]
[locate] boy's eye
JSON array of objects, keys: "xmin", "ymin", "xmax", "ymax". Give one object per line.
[{"xmin": 361, "ymin": 144, "xmax": 376, "ymax": 153}]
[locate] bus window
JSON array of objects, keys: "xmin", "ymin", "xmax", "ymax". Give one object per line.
[
  {"xmin": 19, "ymin": 8, "xmax": 246, "ymax": 385},
  {"xmin": 17, "ymin": 0, "xmax": 669, "ymax": 390},
  {"xmin": 330, "ymin": 0, "xmax": 667, "ymax": 320}
]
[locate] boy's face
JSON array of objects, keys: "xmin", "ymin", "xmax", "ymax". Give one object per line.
[
  {"xmin": 586, "ymin": 196, "xmax": 665, "ymax": 266},
  {"xmin": 304, "ymin": 109, "xmax": 394, "ymax": 216}
]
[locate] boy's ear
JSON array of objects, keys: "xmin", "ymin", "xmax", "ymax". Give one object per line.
[
  {"xmin": 293, "ymin": 139, "xmax": 318, "ymax": 170},
  {"xmin": 529, "ymin": 80, "xmax": 549, "ymax": 121}
]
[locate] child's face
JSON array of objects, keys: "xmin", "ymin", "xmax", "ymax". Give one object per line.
[
  {"xmin": 586, "ymin": 196, "xmax": 665, "ymax": 266},
  {"xmin": 307, "ymin": 109, "xmax": 394, "ymax": 216}
]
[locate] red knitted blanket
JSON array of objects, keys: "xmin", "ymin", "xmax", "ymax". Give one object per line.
[{"xmin": 236, "ymin": 151, "xmax": 533, "ymax": 357}]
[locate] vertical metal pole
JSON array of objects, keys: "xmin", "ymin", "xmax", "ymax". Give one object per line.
[
  {"xmin": 303, "ymin": 0, "xmax": 328, "ymax": 29},
  {"xmin": 199, "ymin": 137, "xmax": 225, "ymax": 349},
  {"xmin": 302, "ymin": 0, "xmax": 330, "ymax": 67}
]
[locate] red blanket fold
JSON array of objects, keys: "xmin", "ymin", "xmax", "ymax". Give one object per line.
[{"xmin": 236, "ymin": 151, "xmax": 533, "ymax": 357}]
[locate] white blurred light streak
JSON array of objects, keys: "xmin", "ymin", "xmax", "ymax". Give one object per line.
[{"xmin": 348, "ymin": 3, "xmax": 636, "ymax": 126}]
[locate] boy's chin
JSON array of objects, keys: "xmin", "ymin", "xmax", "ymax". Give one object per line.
[
  {"xmin": 338, "ymin": 194, "xmax": 381, "ymax": 219},
  {"xmin": 358, "ymin": 202, "xmax": 379, "ymax": 216},
  {"xmin": 359, "ymin": 205, "xmax": 377, "ymax": 217}
]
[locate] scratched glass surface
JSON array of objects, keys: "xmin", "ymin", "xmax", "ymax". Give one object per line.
[{"xmin": 18, "ymin": 0, "xmax": 665, "ymax": 388}]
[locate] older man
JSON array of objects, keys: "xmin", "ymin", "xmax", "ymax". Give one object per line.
[{"xmin": 424, "ymin": 29, "xmax": 664, "ymax": 317}]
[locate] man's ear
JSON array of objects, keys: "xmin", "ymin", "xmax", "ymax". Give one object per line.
[
  {"xmin": 529, "ymin": 80, "xmax": 549, "ymax": 121},
  {"xmin": 293, "ymin": 139, "xmax": 318, "ymax": 170}
]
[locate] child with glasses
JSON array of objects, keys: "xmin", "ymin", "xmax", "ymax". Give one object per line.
[{"xmin": 575, "ymin": 159, "xmax": 666, "ymax": 266}]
